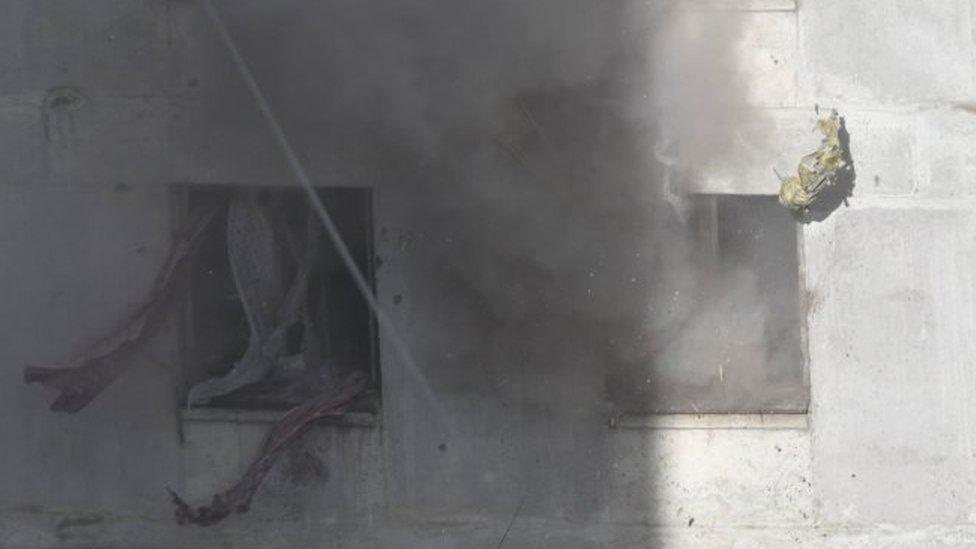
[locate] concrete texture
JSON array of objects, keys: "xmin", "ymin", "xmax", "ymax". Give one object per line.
[
  {"xmin": 805, "ymin": 206, "xmax": 976, "ymax": 525},
  {"xmin": 798, "ymin": 0, "xmax": 976, "ymax": 105},
  {"xmin": 1, "ymin": 0, "xmax": 975, "ymax": 548}
]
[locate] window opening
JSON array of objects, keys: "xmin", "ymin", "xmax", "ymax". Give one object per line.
[
  {"xmin": 176, "ymin": 185, "xmax": 379, "ymax": 413},
  {"xmin": 608, "ymin": 194, "xmax": 805, "ymax": 415}
]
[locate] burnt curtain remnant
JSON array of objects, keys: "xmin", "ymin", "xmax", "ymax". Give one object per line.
[
  {"xmin": 23, "ymin": 198, "xmax": 223, "ymax": 412},
  {"xmin": 23, "ymin": 187, "xmax": 377, "ymax": 524},
  {"xmin": 181, "ymin": 186, "xmax": 378, "ymax": 410},
  {"xmin": 23, "ymin": 187, "xmax": 377, "ymax": 411},
  {"xmin": 169, "ymin": 372, "xmax": 368, "ymax": 526}
]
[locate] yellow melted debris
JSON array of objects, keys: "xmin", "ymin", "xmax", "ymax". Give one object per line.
[{"xmin": 778, "ymin": 109, "xmax": 845, "ymax": 213}]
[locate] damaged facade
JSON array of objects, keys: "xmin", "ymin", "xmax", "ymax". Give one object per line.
[{"xmin": 2, "ymin": 0, "xmax": 976, "ymax": 547}]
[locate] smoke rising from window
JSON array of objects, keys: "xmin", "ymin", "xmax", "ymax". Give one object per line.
[{"xmin": 206, "ymin": 0, "xmax": 799, "ymax": 414}]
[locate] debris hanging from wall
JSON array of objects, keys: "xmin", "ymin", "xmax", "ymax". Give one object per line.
[
  {"xmin": 22, "ymin": 187, "xmax": 371, "ymax": 523},
  {"xmin": 777, "ymin": 109, "xmax": 846, "ymax": 215},
  {"xmin": 186, "ymin": 191, "xmax": 318, "ymax": 406},
  {"xmin": 168, "ymin": 371, "xmax": 367, "ymax": 526},
  {"xmin": 23, "ymin": 200, "xmax": 223, "ymax": 412}
]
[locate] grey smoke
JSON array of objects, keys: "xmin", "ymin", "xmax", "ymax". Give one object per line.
[{"xmin": 204, "ymin": 0, "xmax": 793, "ymax": 413}]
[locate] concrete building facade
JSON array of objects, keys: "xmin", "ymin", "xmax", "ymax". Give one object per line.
[{"xmin": 1, "ymin": 1, "xmax": 975, "ymax": 547}]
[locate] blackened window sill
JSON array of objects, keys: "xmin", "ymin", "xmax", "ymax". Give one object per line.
[{"xmin": 181, "ymin": 408, "xmax": 379, "ymax": 428}]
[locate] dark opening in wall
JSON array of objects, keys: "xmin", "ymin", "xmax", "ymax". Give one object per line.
[
  {"xmin": 175, "ymin": 185, "xmax": 379, "ymax": 412},
  {"xmin": 608, "ymin": 195, "xmax": 806, "ymax": 415}
]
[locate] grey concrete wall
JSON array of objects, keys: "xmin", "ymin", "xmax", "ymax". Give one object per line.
[
  {"xmin": 1, "ymin": 1, "xmax": 641, "ymax": 546},
  {"xmin": 1, "ymin": 1, "xmax": 975, "ymax": 548}
]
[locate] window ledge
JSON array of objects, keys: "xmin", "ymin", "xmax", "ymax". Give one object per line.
[
  {"xmin": 671, "ymin": 0, "xmax": 796, "ymax": 11},
  {"xmin": 181, "ymin": 408, "xmax": 379, "ymax": 428},
  {"xmin": 609, "ymin": 412, "xmax": 807, "ymax": 430}
]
